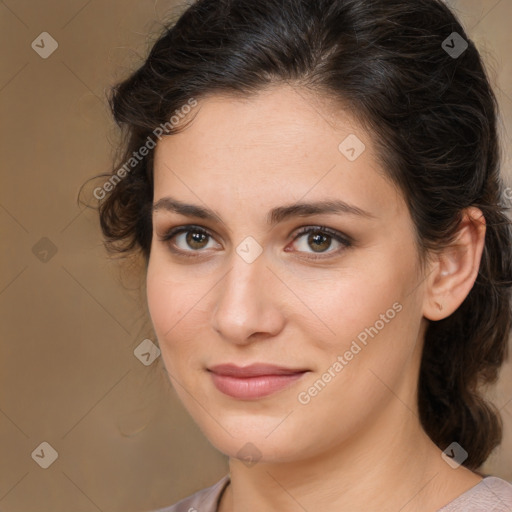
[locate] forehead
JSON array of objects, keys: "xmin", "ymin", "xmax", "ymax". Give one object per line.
[
  {"xmin": 152, "ymin": 84, "xmax": 401, "ymax": 219},
  {"xmin": 155, "ymin": 84, "xmax": 363, "ymax": 164}
]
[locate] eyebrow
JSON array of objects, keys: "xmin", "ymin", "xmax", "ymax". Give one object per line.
[{"xmin": 152, "ymin": 196, "xmax": 375, "ymax": 227}]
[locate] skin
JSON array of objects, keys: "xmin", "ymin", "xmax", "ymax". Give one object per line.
[{"xmin": 146, "ymin": 83, "xmax": 486, "ymax": 512}]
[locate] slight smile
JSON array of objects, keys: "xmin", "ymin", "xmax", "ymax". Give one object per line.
[{"xmin": 207, "ymin": 363, "xmax": 311, "ymax": 400}]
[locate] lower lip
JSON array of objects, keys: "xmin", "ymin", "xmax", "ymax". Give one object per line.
[{"xmin": 209, "ymin": 372, "xmax": 307, "ymax": 400}]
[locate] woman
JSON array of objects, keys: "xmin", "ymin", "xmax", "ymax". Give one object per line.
[{"xmin": 93, "ymin": 0, "xmax": 512, "ymax": 510}]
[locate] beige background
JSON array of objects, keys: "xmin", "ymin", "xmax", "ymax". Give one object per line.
[{"xmin": 0, "ymin": 1, "xmax": 511, "ymax": 511}]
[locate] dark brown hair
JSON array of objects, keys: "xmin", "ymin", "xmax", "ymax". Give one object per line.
[{"xmin": 83, "ymin": 0, "xmax": 512, "ymax": 470}]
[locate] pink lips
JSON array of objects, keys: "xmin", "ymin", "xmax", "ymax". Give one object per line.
[{"xmin": 208, "ymin": 363, "xmax": 309, "ymax": 400}]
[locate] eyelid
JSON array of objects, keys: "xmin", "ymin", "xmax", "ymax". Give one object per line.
[{"xmin": 157, "ymin": 223, "xmax": 352, "ymax": 259}]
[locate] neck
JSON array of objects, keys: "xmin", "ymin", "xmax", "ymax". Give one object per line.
[{"xmin": 219, "ymin": 391, "xmax": 481, "ymax": 512}]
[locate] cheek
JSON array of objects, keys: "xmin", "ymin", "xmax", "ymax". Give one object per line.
[
  {"xmin": 146, "ymin": 267, "xmax": 172, "ymax": 335},
  {"xmin": 146, "ymin": 254, "xmax": 192, "ymax": 331},
  {"xmin": 303, "ymin": 264, "xmax": 409, "ymax": 354},
  {"xmin": 146, "ymin": 261, "xmax": 187, "ymax": 354},
  {"xmin": 304, "ymin": 251, "xmax": 422, "ymax": 394},
  {"xmin": 145, "ymin": 259, "xmax": 209, "ymax": 371}
]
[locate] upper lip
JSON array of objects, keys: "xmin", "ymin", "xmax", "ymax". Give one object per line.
[{"xmin": 208, "ymin": 363, "xmax": 309, "ymax": 378}]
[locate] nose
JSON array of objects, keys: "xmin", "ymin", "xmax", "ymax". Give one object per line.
[{"xmin": 211, "ymin": 250, "xmax": 286, "ymax": 345}]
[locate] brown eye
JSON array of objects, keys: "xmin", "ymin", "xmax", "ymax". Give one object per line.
[
  {"xmin": 184, "ymin": 230, "xmax": 209, "ymax": 250},
  {"xmin": 290, "ymin": 226, "xmax": 352, "ymax": 258},
  {"xmin": 307, "ymin": 231, "xmax": 332, "ymax": 252},
  {"xmin": 158, "ymin": 225, "xmax": 220, "ymax": 258}
]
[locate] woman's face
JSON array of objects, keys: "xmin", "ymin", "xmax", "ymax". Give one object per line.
[{"xmin": 147, "ymin": 84, "xmax": 429, "ymax": 463}]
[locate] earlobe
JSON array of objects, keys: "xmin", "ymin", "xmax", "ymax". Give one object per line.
[{"xmin": 423, "ymin": 207, "xmax": 486, "ymax": 321}]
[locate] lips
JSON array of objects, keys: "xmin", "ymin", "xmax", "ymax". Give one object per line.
[
  {"xmin": 207, "ymin": 363, "xmax": 309, "ymax": 399},
  {"xmin": 208, "ymin": 363, "xmax": 309, "ymax": 377}
]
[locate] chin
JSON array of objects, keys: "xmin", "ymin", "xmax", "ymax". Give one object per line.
[{"xmin": 193, "ymin": 412, "xmax": 313, "ymax": 464}]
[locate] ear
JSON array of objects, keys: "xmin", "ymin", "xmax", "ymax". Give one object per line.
[{"xmin": 423, "ymin": 207, "xmax": 486, "ymax": 321}]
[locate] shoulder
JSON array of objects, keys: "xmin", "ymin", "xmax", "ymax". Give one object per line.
[
  {"xmin": 150, "ymin": 475, "xmax": 230, "ymax": 512},
  {"xmin": 438, "ymin": 476, "xmax": 512, "ymax": 512}
]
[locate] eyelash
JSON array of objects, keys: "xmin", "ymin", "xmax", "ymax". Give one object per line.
[{"xmin": 157, "ymin": 224, "xmax": 353, "ymax": 260}]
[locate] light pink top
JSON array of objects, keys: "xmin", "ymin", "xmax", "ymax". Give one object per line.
[{"xmin": 153, "ymin": 475, "xmax": 512, "ymax": 511}]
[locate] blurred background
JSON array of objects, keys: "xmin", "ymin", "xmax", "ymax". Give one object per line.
[{"xmin": 0, "ymin": 0, "xmax": 511, "ymax": 510}]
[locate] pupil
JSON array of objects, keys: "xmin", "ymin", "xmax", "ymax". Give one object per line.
[
  {"xmin": 187, "ymin": 231, "xmax": 206, "ymax": 248},
  {"xmin": 309, "ymin": 232, "xmax": 330, "ymax": 252}
]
